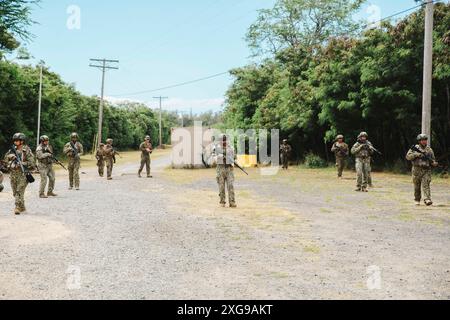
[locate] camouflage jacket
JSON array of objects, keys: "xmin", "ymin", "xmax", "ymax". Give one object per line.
[
  {"xmin": 63, "ymin": 141, "xmax": 83, "ymax": 159},
  {"xmin": 406, "ymin": 145, "xmax": 436, "ymax": 168},
  {"xmin": 103, "ymin": 144, "xmax": 116, "ymax": 160},
  {"xmin": 36, "ymin": 144, "xmax": 55, "ymax": 166},
  {"xmin": 96, "ymin": 147, "xmax": 105, "ymax": 161},
  {"xmin": 140, "ymin": 141, "xmax": 153, "ymax": 158},
  {"xmin": 214, "ymin": 144, "xmax": 236, "ymax": 166},
  {"xmin": 331, "ymin": 142, "xmax": 349, "ymax": 158},
  {"xmin": 4, "ymin": 145, "xmax": 36, "ymax": 171},
  {"xmin": 280, "ymin": 144, "xmax": 292, "ymax": 156},
  {"xmin": 351, "ymin": 141, "xmax": 374, "ymax": 159}
]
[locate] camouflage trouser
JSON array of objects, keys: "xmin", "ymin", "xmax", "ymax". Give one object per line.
[
  {"xmin": 139, "ymin": 156, "xmax": 151, "ymax": 176},
  {"xmin": 10, "ymin": 170, "xmax": 28, "ymax": 209},
  {"xmin": 217, "ymin": 165, "xmax": 235, "ymax": 205},
  {"xmin": 106, "ymin": 158, "xmax": 114, "ymax": 178},
  {"xmin": 38, "ymin": 164, "xmax": 55, "ymax": 194},
  {"xmin": 0, "ymin": 172, "xmax": 4, "ymax": 192},
  {"xmin": 356, "ymin": 158, "xmax": 371, "ymax": 189},
  {"xmin": 412, "ymin": 167, "xmax": 432, "ymax": 201},
  {"xmin": 68, "ymin": 159, "xmax": 81, "ymax": 188},
  {"xmin": 281, "ymin": 153, "xmax": 289, "ymax": 169},
  {"xmin": 336, "ymin": 157, "xmax": 346, "ymax": 177},
  {"xmin": 97, "ymin": 160, "xmax": 105, "ymax": 176}
]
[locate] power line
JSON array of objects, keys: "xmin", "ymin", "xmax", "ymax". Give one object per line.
[
  {"xmin": 111, "ymin": 72, "xmax": 229, "ymax": 97},
  {"xmin": 110, "ymin": 1, "xmax": 440, "ymax": 98}
]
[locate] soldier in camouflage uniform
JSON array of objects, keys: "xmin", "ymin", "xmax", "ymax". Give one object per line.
[
  {"xmin": 214, "ymin": 135, "xmax": 237, "ymax": 208},
  {"xmin": 63, "ymin": 133, "xmax": 84, "ymax": 190},
  {"xmin": 4, "ymin": 133, "xmax": 36, "ymax": 215},
  {"xmin": 0, "ymin": 166, "xmax": 4, "ymax": 193},
  {"xmin": 36, "ymin": 135, "xmax": 57, "ymax": 198},
  {"xmin": 406, "ymin": 134, "xmax": 438, "ymax": 206},
  {"xmin": 138, "ymin": 136, "xmax": 153, "ymax": 178},
  {"xmin": 351, "ymin": 132, "xmax": 375, "ymax": 192},
  {"xmin": 0, "ymin": 159, "xmax": 6, "ymax": 192},
  {"xmin": 280, "ymin": 139, "xmax": 292, "ymax": 170},
  {"xmin": 331, "ymin": 135, "xmax": 349, "ymax": 178},
  {"xmin": 96, "ymin": 143, "xmax": 105, "ymax": 177},
  {"xmin": 103, "ymin": 139, "xmax": 117, "ymax": 180}
]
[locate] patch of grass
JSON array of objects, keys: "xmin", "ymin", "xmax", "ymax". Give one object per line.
[
  {"xmin": 270, "ymin": 271, "xmax": 290, "ymax": 279},
  {"xmin": 303, "ymin": 245, "xmax": 321, "ymax": 254},
  {"xmin": 397, "ymin": 212, "xmax": 416, "ymax": 222}
]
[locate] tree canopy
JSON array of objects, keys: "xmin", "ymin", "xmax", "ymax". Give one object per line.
[{"xmin": 225, "ymin": 2, "xmax": 450, "ymax": 169}]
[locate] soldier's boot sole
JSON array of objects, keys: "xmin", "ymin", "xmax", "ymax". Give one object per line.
[
  {"xmin": 47, "ymin": 192, "xmax": 58, "ymax": 197},
  {"xmin": 229, "ymin": 203, "xmax": 237, "ymax": 208},
  {"xmin": 39, "ymin": 194, "xmax": 48, "ymax": 199}
]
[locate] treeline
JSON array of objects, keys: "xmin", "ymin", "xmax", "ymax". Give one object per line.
[
  {"xmin": 223, "ymin": 1, "xmax": 450, "ymax": 169},
  {"xmin": 0, "ymin": 61, "xmax": 165, "ymax": 155}
]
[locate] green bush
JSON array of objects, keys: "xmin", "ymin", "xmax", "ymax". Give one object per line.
[{"xmin": 305, "ymin": 153, "xmax": 328, "ymax": 168}]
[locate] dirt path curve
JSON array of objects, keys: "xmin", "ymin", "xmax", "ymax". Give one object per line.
[{"xmin": 0, "ymin": 154, "xmax": 448, "ymax": 300}]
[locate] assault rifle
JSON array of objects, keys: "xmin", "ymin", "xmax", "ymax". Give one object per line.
[
  {"xmin": 359, "ymin": 141, "xmax": 383, "ymax": 155},
  {"xmin": 234, "ymin": 161, "xmax": 249, "ymax": 176},
  {"xmin": 70, "ymin": 141, "xmax": 80, "ymax": 159},
  {"xmin": 43, "ymin": 148, "xmax": 67, "ymax": 170},
  {"xmin": 10, "ymin": 146, "xmax": 35, "ymax": 183},
  {"xmin": 410, "ymin": 145, "xmax": 439, "ymax": 167}
]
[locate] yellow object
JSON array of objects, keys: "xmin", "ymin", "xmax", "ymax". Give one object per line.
[{"xmin": 237, "ymin": 155, "xmax": 258, "ymax": 168}]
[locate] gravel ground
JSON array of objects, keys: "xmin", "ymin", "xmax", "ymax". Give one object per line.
[{"xmin": 0, "ymin": 155, "xmax": 449, "ymax": 300}]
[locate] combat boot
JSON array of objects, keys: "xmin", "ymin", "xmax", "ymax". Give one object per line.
[
  {"xmin": 424, "ymin": 199, "xmax": 433, "ymax": 206},
  {"xmin": 14, "ymin": 207, "xmax": 21, "ymax": 215},
  {"xmin": 230, "ymin": 203, "xmax": 237, "ymax": 208},
  {"xmin": 362, "ymin": 187, "xmax": 369, "ymax": 193},
  {"xmin": 355, "ymin": 187, "xmax": 362, "ymax": 192},
  {"xmin": 147, "ymin": 175, "xmax": 153, "ymax": 178},
  {"xmin": 415, "ymin": 201, "xmax": 421, "ymax": 206},
  {"xmin": 47, "ymin": 192, "xmax": 58, "ymax": 197},
  {"xmin": 39, "ymin": 193, "xmax": 48, "ymax": 199}
]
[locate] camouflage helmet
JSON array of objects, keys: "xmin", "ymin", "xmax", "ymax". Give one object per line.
[
  {"xmin": 358, "ymin": 132, "xmax": 369, "ymax": 139},
  {"xmin": 106, "ymin": 138, "xmax": 113, "ymax": 144},
  {"xmin": 417, "ymin": 133, "xmax": 429, "ymax": 141},
  {"xmin": 336, "ymin": 135, "xmax": 344, "ymax": 141},
  {"xmin": 13, "ymin": 133, "xmax": 26, "ymax": 141},
  {"xmin": 40, "ymin": 135, "xmax": 49, "ymax": 142},
  {"xmin": 71, "ymin": 132, "xmax": 79, "ymax": 139}
]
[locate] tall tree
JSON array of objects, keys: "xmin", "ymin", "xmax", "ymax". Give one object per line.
[{"xmin": 246, "ymin": 0, "xmax": 365, "ymax": 57}]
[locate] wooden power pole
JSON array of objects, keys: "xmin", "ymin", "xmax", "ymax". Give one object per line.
[
  {"xmin": 89, "ymin": 58, "xmax": 119, "ymax": 147},
  {"xmin": 421, "ymin": 1, "xmax": 434, "ymax": 142}
]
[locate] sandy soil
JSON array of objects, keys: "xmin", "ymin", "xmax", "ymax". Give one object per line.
[{"xmin": 0, "ymin": 152, "xmax": 448, "ymax": 300}]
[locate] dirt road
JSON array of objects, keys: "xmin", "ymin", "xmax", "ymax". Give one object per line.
[{"xmin": 0, "ymin": 152, "xmax": 449, "ymax": 300}]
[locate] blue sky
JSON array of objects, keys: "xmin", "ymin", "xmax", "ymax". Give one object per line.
[{"xmin": 19, "ymin": 0, "xmax": 422, "ymax": 113}]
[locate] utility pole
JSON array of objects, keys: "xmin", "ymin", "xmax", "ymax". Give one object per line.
[
  {"xmin": 89, "ymin": 58, "xmax": 119, "ymax": 147},
  {"xmin": 153, "ymin": 96, "xmax": 169, "ymax": 148},
  {"xmin": 36, "ymin": 63, "xmax": 43, "ymax": 147},
  {"xmin": 422, "ymin": 0, "xmax": 434, "ymax": 143}
]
